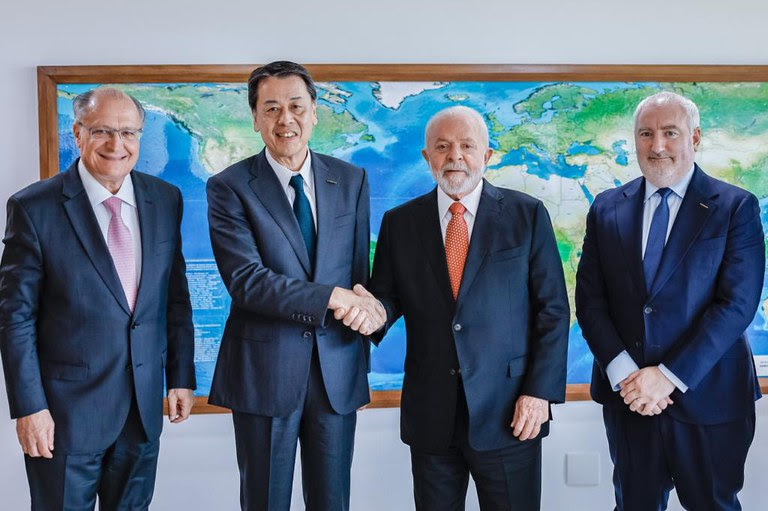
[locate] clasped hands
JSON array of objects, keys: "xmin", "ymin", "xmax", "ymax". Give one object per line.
[
  {"xmin": 328, "ymin": 284, "xmax": 386, "ymax": 336},
  {"xmin": 619, "ymin": 366, "xmax": 675, "ymax": 416}
]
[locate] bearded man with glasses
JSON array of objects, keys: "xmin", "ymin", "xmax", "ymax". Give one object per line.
[{"xmin": 0, "ymin": 87, "xmax": 196, "ymax": 510}]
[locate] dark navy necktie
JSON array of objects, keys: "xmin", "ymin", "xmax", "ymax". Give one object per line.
[
  {"xmin": 289, "ymin": 174, "xmax": 316, "ymax": 267},
  {"xmin": 643, "ymin": 187, "xmax": 673, "ymax": 292}
]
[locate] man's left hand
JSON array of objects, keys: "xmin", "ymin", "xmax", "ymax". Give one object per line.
[
  {"xmin": 511, "ymin": 395, "xmax": 548, "ymax": 441},
  {"xmin": 167, "ymin": 388, "xmax": 195, "ymax": 423},
  {"xmin": 619, "ymin": 367, "xmax": 675, "ymax": 416}
]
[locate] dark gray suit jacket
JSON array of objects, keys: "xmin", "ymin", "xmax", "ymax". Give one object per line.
[
  {"xmin": 206, "ymin": 149, "xmax": 371, "ymax": 416},
  {"xmin": 370, "ymin": 180, "xmax": 570, "ymax": 451},
  {"xmin": 0, "ymin": 161, "xmax": 196, "ymax": 453}
]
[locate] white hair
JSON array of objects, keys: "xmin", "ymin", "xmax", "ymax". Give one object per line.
[
  {"xmin": 424, "ymin": 105, "xmax": 489, "ymax": 148},
  {"xmin": 634, "ymin": 91, "xmax": 700, "ymax": 132}
]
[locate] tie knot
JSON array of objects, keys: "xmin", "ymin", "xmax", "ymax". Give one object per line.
[
  {"xmin": 289, "ymin": 174, "xmax": 304, "ymax": 192},
  {"xmin": 449, "ymin": 202, "xmax": 466, "ymax": 216},
  {"xmin": 657, "ymin": 188, "xmax": 673, "ymax": 200},
  {"xmin": 103, "ymin": 196, "xmax": 123, "ymax": 216}
]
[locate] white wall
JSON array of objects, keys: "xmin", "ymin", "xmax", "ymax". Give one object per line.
[{"xmin": 2, "ymin": 1, "xmax": 768, "ymax": 509}]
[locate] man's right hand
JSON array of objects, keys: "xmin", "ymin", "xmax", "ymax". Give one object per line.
[
  {"xmin": 328, "ymin": 285, "xmax": 386, "ymax": 335},
  {"xmin": 17, "ymin": 409, "xmax": 55, "ymax": 458}
]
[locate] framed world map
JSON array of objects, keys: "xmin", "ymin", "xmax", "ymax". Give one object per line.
[{"xmin": 37, "ymin": 64, "xmax": 768, "ymax": 412}]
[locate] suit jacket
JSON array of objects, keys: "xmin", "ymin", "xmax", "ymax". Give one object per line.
[
  {"xmin": 206, "ymin": 149, "xmax": 370, "ymax": 416},
  {"xmin": 0, "ymin": 160, "xmax": 195, "ymax": 454},
  {"xmin": 369, "ymin": 180, "xmax": 570, "ymax": 452},
  {"xmin": 575, "ymin": 165, "xmax": 764, "ymax": 424}
]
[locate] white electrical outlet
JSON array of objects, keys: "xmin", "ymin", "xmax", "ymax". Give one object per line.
[{"xmin": 565, "ymin": 452, "xmax": 601, "ymax": 487}]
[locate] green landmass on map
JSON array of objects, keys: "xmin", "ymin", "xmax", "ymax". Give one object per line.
[{"xmin": 120, "ymin": 84, "xmax": 370, "ymax": 174}]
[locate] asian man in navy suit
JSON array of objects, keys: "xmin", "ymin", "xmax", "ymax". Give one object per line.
[
  {"xmin": 576, "ymin": 91, "xmax": 764, "ymax": 510},
  {"xmin": 0, "ymin": 88, "xmax": 196, "ymax": 510},
  {"xmin": 206, "ymin": 61, "xmax": 384, "ymax": 511},
  {"xmin": 361, "ymin": 106, "xmax": 569, "ymax": 510}
]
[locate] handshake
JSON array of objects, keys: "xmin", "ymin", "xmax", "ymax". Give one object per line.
[{"xmin": 328, "ymin": 284, "xmax": 387, "ymax": 336}]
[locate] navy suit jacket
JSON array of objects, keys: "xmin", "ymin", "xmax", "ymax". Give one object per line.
[
  {"xmin": 576, "ymin": 165, "xmax": 764, "ymax": 424},
  {"xmin": 369, "ymin": 180, "xmax": 570, "ymax": 452},
  {"xmin": 0, "ymin": 161, "xmax": 195, "ymax": 454},
  {"xmin": 206, "ymin": 149, "xmax": 370, "ymax": 416}
]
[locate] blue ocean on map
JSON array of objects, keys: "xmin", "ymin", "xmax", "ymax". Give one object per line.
[{"xmin": 56, "ymin": 81, "xmax": 768, "ymax": 395}]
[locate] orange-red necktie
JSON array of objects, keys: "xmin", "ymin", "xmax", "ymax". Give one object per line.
[{"xmin": 445, "ymin": 202, "xmax": 469, "ymax": 300}]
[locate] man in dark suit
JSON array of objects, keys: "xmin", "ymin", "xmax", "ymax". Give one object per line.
[
  {"xmin": 206, "ymin": 61, "xmax": 384, "ymax": 511},
  {"xmin": 363, "ymin": 105, "xmax": 570, "ymax": 510},
  {"xmin": 576, "ymin": 91, "xmax": 764, "ymax": 510},
  {"xmin": 0, "ymin": 87, "xmax": 196, "ymax": 510}
]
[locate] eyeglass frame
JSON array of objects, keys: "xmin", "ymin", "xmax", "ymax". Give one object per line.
[{"xmin": 77, "ymin": 122, "xmax": 144, "ymax": 142}]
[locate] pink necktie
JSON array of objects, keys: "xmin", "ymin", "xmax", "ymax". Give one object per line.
[
  {"xmin": 445, "ymin": 202, "xmax": 469, "ymax": 300},
  {"xmin": 103, "ymin": 196, "xmax": 137, "ymax": 311}
]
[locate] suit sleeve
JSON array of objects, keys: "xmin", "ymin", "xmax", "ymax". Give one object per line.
[
  {"xmin": 206, "ymin": 175, "xmax": 334, "ymax": 326},
  {"xmin": 0, "ymin": 197, "xmax": 48, "ymax": 418},
  {"xmin": 575, "ymin": 201, "xmax": 632, "ymax": 373},
  {"xmin": 165, "ymin": 189, "xmax": 196, "ymax": 390},
  {"xmin": 352, "ymin": 170, "xmax": 371, "ymax": 289},
  {"xmin": 520, "ymin": 201, "xmax": 570, "ymax": 403},
  {"xmin": 661, "ymin": 193, "xmax": 765, "ymax": 390},
  {"xmin": 368, "ymin": 210, "xmax": 403, "ymax": 346}
]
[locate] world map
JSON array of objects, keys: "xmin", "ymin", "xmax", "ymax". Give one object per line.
[{"xmin": 56, "ymin": 80, "xmax": 768, "ymax": 395}]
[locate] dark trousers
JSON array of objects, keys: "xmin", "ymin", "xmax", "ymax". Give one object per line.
[
  {"xmin": 410, "ymin": 380, "xmax": 542, "ymax": 511},
  {"xmin": 232, "ymin": 346, "xmax": 357, "ymax": 511},
  {"xmin": 603, "ymin": 407, "xmax": 755, "ymax": 511},
  {"xmin": 24, "ymin": 399, "xmax": 159, "ymax": 511}
]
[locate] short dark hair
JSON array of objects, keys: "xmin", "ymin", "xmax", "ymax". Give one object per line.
[
  {"xmin": 247, "ymin": 61, "xmax": 317, "ymax": 111},
  {"xmin": 73, "ymin": 87, "xmax": 145, "ymax": 124}
]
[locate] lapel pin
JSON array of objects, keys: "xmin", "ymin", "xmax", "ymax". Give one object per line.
[
  {"xmin": 326, "ymin": 179, "xmax": 337, "ymax": 185},
  {"xmin": 699, "ymin": 202, "xmax": 708, "ymax": 209}
]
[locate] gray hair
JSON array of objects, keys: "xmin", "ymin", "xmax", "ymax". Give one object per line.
[
  {"xmin": 73, "ymin": 87, "xmax": 145, "ymax": 124},
  {"xmin": 634, "ymin": 91, "xmax": 700, "ymax": 132},
  {"xmin": 424, "ymin": 105, "xmax": 489, "ymax": 148}
]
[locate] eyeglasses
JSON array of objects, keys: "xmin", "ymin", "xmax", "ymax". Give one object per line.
[{"xmin": 78, "ymin": 123, "xmax": 143, "ymax": 142}]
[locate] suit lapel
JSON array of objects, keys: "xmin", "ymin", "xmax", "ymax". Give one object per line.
[
  {"xmin": 61, "ymin": 161, "xmax": 132, "ymax": 315},
  {"xmin": 614, "ymin": 177, "xmax": 647, "ymax": 300},
  {"xmin": 412, "ymin": 190, "xmax": 455, "ymax": 314},
  {"xmin": 132, "ymin": 172, "xmax": 155, "ymax": 314},
  {"xmin": 312, "ymin": 153, "xmax": 339, "ymax": 282},
  {"xmin": 648, "ymin": 165, "xmax": 715, "ymax": 297},
  {"xmin": 455, "ymin": 181, "xmax": 501, "ymax": 305},
  {"xmin": 247, "ymin": 150, "xmax": 312, "ymax": 276}
]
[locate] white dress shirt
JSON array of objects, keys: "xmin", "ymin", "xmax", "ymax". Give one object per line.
[
  {"xmin": 605, "ymin": 165, "xmax": 695, "ymax": 394},
  {"xmin": 436, "ymin": 179, "xmax": 484, "ymax": 245},
  {"xmin": 78, "ymin": 160, "xmax": 142, "ymax": 287},
  {"xmin": 266, "ymin": 148, "xmax": 317, "ymax": 230}
]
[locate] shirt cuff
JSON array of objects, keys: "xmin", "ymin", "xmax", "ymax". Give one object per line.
[
  {"xmin": 658, "ymin": 364, "xmax": 688, "ymax": 393},
  {"xmin": 606, "ymin": 351, "xmax": 640, "ymax": 391}
]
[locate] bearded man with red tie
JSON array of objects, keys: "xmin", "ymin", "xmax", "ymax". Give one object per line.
[
  {"xmin": 0, "ymin": 87, "xmax": 195, "ymax": 510},
  {"xmin": 363, "ymin": 106, "xmax": 570, "ymax": 510}
]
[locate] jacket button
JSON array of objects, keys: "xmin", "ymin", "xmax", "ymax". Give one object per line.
[
  {"xmin": 453, "ymin": 324, "xmax": 462, "ymax": 332},
  {"xmin": 643, "ymin": 306, "xmax": 653, "ymax": 314},
  {"xmin": 449, "ymin": 368, "xmax": 457, "ymax": 376},
  {"xmin": 303, "ymin": 331, "xmax": 312, "ymax": 339},
  {"xmin": 635, "ymin": 341, "xmax": 642, "ymax": 348}
]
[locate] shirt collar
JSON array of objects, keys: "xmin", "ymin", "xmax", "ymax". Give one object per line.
[
  {"xmin": 265, "ymin": 148, "xmax": 314, "ymax": 193},
  {"xmin": 78, "ymin": 158, "xmax": 136, "ymax": 208},
  {"xmin": 437, "ymin": 178, "xmax": 484, "ymax": 221},
  {"xmin": 644, "ymin": 164, "xmax": 695, "ymax": 203}
]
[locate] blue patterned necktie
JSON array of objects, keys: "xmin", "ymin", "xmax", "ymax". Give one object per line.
[
  {"xmin": 289, "ymin": 174, "xmax": 316, "ymax": 267},
  {"xmin": 643, "ymin": 187, "xmax": 673, "ymax": 292}
]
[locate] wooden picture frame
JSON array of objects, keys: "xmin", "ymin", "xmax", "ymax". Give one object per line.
[{"xmin": 37, "ymin": 64, "xmax": 768, "ymax": 413}]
